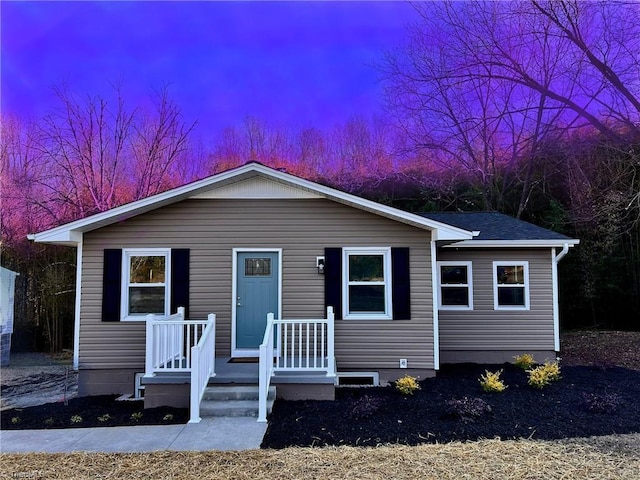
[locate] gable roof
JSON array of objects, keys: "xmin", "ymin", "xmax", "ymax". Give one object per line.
[
  {"xmin": 420, "ymin": 212, "xmax": 579, "ymax": 248},
  {"xmin": 28, "ymin": 162, "xmax": 474, "ymax": 246}
]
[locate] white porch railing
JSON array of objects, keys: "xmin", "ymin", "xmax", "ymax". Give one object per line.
[
  {"xmin": 258, "ymin": 306, "xmax": 335, "ymax": 422},
  {"xmin": 189, "ymin": 313, "xmax": 216, "ymax": 423},
  {"xmin": 144, "ymin": 308, "xmax": 217, "ymax": 423}
]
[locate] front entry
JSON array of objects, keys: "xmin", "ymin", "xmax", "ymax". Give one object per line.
[{"xmin": 233, "ymin": 251, "xmax": 280, "ymax": 356}]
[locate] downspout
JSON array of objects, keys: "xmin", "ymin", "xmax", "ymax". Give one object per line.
[
  {"xmin": 551, "ymin": 243, "xmax": 569, "ymax": 353},
  {"xmin": 430, "ymin": 240, "xmax": 440, "ymax": 371},
  {"xmin": 555, "ymin": 243, "xmax": 570, "ymax": 263},
  {"xmin": 73, "ymin": 236, "xmax": 83, "ymax": 370}
]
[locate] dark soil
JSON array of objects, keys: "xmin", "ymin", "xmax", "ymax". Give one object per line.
[
  {"xmin": 2, "ymin": 331, "xmax": 638, "ymax": 441},
  {"xmin": 1, "ymin": 395, "xmax": 188, "ymax": 430},
  {"xmin": 261, "ymin": 363, "xmax": 640, "ymax": 448}
]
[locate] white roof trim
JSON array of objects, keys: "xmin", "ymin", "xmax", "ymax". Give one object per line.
[
  {"xmin": 443, "ymin": 239, "xmax": 580, "ymax": 248},
  {"xmin": 29, "ymin": 163, "xmax": 474, "ymax": 245}
]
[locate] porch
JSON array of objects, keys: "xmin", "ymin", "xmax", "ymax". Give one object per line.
[{"xmin": 142, "ymin": 307, "xmax": 337, "ymax": 423}]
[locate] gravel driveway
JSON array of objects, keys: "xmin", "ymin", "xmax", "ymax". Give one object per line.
[{"xmin": 1, "ymin": 353, "xmax": 78, "ymax": 411}]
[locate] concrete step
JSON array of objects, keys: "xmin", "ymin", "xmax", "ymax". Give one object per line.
[
  {"xmin": 202, "ymin": 385, "xmax": 275, "ymax": 401},
  {"xmin": 200, "ymin": 385, "xmax": 276, "ymax": 417}
]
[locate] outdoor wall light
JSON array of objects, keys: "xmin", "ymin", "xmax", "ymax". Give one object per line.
[{"xmin": 316, "ymin": 256, "xmax": 325, "ymax": 274}]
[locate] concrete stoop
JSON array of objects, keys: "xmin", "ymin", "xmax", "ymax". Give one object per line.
[{"xmin": 199, "ymin": 385, "xmax": 276, "ymax": 417}]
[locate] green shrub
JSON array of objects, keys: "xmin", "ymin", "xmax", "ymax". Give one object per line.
[
  {"xmin": 131, "ymin": 411, "xmax": 143, "ymax": 422},
  {"xmin": 513, "ymin": 353, "xmax": 536, "ymax": 370},
  {"xmin": 163, "ymin": 414, "xmax": 174, "ymax": 422},
  {"xmin": 479, "ymin": 370, "xmax": 507, "ymax": 393},
  {"xmin": 394, "ymin": 375, "xmax": 421, "ymax": 395},
  {"xmin": 70, "ymin": 415, "xmax": 83, "ymax": 424},
  {"xmin": 11, "ymin": 416, "xmax": 21, "ymax": 425},
  {"xmin": 527, "ymin": 361, "xmax": 561, "ymax": 389},
  {"xmin": 97, "ymin": 414, "xmax": 112, "ymax": 422},
  {"xmin": 44, "ymin": 417, "xmax": 55, "ymax": 426}
]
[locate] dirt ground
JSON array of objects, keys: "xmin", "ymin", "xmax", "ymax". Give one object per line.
[{"xmin": 0, "ymin": 353, "xmax": 78, "ymax": 411}]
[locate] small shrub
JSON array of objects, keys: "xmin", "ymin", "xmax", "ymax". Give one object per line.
[
  {"xmin": 513, "ymin": 353, "xmax": 536, "ymax": 370},
  {"xmin": 130, "ymin": 411, "xmax": 143, "ymax": 422},
  {"xmin": 44, "ymin": 417, "xmax": 55, "ymax": 426},
  {"xmin": 527, "ymin": 361, "xmax": 561, "ymax": 389},
  {"xmin": 479, "ymin": 370, "xmax": 507, "ymax": 393},
  {"xmin": 97, "ymin": 414, "xmax": 112, "ymax": 422},
  {"xmin": 445, "ymin": 397, "xmax": 492, "ymax": 422},
  {"xmin": 395, "ymin": 375, "xmax": 421, "ymax": 395},
  {"xmin": 163, "ymin": 414, "xmax": 174, "ymax": 422},
  {"xmin": 582, "ymin": 392, "xmax": 623, "ymax": 414},
  {"xmin": 70, "ymin": 415, "xmax": 83, "ymax": 424},
  {"xmin": 350, "ymin": 395, "xmax": 383, "ymax": 420},
  {"xmin": 11, "ymin": 416, "xmax": 21, "ymax": 425}
]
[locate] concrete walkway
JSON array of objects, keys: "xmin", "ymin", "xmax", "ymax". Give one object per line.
[{"xmin": 0, "ymin": 417, "xmax": 267, "ymax": 453}]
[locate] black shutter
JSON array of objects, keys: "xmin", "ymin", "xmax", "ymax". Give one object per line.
[
  {"xmin": 324, "ymin": 247, "xmax": 342, "ymax": 319},
  {"xmin": 171, "ymin": 249, "xmax": 190, "ymax": 317},
  {"xmin": 391, "ymin": 247, "xmax": 411, "ymax": 320},
  {"xmin": 102, "ymin": 249, "xmax": 122, "ymax": 322}
]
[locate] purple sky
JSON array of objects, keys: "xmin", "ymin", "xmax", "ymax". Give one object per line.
[{"xmin": 1, "ymin": 1, "xmax": 417, "ymax": 139}]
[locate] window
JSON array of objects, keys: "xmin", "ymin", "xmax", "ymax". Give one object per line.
[
  {"xmin": 244, "ymin": 257, "xmax": 272, "ymax": 276},
  {"xmin": 122, "ymin": 249, "xmax": 170, "ymax": 319},
  {"xmin": 342, "ymin": 247, "xmax": 392, "ymax": 320},
  {"xmin": 438, "ymin": 261, "xmax": 473, "ymax": 310},
  {"xmin": 493, "ymin": 261, "xmax": 529, "ymax": 310}
]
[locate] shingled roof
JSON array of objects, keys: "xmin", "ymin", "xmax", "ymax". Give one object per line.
[{"xmin": 419, "ymin": 212, "xmax": 574, "ymax": 242}]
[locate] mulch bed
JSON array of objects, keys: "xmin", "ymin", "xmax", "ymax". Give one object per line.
[
  {"xmin": 1, "ymin": 395, "xmax": 188, "ymax": 430},
  {"xmin": 3, "ymin": 331, "xmax": 639, "ymax": 447},
  {"xmin": 261, "ymin": 363, "xmax": 640, "ymax": 448}
]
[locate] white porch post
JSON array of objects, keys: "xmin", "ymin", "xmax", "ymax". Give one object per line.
[
  {"xmin": 73, "ymin": 238, "xmax": 83, "ymax": 370},
  {"xmin": 144, "ymin": 313, "xmax": 155, "ymax": 378},
  {"xmin": 189, "ymin": 344, "xmax": 201, "ymax": 423},
  {"xmin": 326, "ymin": 306, "xmax": 336, "ymax": 377}
]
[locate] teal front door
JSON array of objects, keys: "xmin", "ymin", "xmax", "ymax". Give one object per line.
[{"xmin": 235, "ymin": 252, "xmax": 279, "ymax": 351}]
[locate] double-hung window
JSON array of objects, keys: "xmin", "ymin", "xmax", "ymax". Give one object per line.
[
  {"xmin": 342, "ymin": 247, "xmax": 393, "ymax": 320},
  {"xmin": 438, "ymin": 261, "xmax": 473, "ymax": 310},
  {"xmin": 122, "ymin": 249, "xmax": 170, "ymax": 320},
  {"xmin": 493, "ymin": 261, "xmax": 529, "ymax": 310}
]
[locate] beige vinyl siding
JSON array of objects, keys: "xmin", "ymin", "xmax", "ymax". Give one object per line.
[
  {"xmin": 437, "ymin": 248, "xmax": 554, "ymax": 351},
  {"xmin": 80, "ymin": 198, "xmax": 434, "ymax": 371}
]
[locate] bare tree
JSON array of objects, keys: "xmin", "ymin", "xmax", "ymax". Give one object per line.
[
  {"xmin": 35, "ymin": 85, "xmax": 135, "ymax": 218},
  {"xmin": 130, "ymin": 88, "xmax": 196, "ymax": 199},
  {"xmin": 382, "ymin": 0, "xmax": 640, "ymax": 213}
]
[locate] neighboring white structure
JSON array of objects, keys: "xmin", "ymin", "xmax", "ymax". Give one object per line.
[{"xmin": 0, "ymin": 266, "xmax": 19, "ymax": 366}]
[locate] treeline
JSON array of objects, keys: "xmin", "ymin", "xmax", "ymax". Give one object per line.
[{"xmin": 2, "ymin": 0, "xmax": 640, "ymax": 352}]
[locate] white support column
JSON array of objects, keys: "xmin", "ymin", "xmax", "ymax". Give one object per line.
[
  {"xmin": 73, "ymin": 238, "xmax": 83, "ymax": 370},
  {"xmin": 430, "ymin": 240, "xmax": 440, "ymax": 370},
  {"xmin": 189, "ymin": 345, "xmax": 201, "ymax": 424},
  {"xmin": 326, "ymin": 306, "xmax": 336, "ymax": 377},
  {"xmin": 144, "ymin": 314, "xmax": 155, "ymax": 377}
]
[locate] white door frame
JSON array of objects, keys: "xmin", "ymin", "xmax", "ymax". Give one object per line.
[{"xmin": 231, "ymin": 248, "xmax": 283, "ymax": 357}]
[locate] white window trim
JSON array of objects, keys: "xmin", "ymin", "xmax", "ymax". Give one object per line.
[
  {"xmin": 493, "ymin": 261, "xmax": 530, "ymax": 311},
  {"xmin": 342, "ymin": 247, "xmax": 393, "ymax": 320},
  {"xmin": 121, "ymin": 248, "xmax": 171, "ymax": 321},
  {"xmin": 437, "ymin": 261, "xmax": 473, "ymax": 310}
]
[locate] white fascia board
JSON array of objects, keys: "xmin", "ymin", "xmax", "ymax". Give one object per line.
[
  {"xmin": 443, "ymin": 239, "xmax": 580, "ymax": 248},
  {"xmin": 28, "ymin": 230, "xmax": 83, "ymax": 246},
  {"xmin": 29, "ymin": 163, "xmax": 474, "ymax": 245}
]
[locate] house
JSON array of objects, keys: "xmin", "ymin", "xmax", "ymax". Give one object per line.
[
  {"xmin": 28, "ymin": 162, "xmax": 578, "ymax": 421},
  {"xmin": 1, "ymin": 266, "xmax": 19, "ymax": 367}
]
